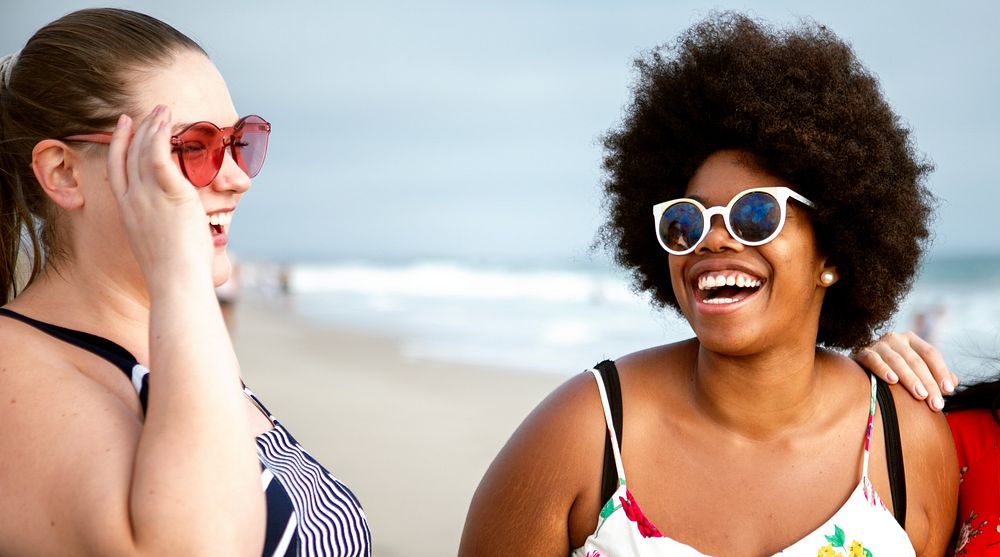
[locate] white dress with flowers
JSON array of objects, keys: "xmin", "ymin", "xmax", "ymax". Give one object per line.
[{"xmin": 572, "ymin": 369, "xmax": 914, "ymax": 557}]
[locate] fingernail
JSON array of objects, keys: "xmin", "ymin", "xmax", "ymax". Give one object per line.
[
  {"xmin": 932, "ymin": 396, "xmax": 944, "ymax": 411},
  {"xmin": 915, "ymin": 383, "xmax": 928, "ymax": 398},
  {"xmin": 886, "ymin": 371, "xmax": 898, "ymax": 383},
  {"xmin": 943, "ymin": 379, "xmax": 955, "ymax": 393},
  {"xmin": 116, "ymin": 114, "xmax": 127, "ymax": 128}
]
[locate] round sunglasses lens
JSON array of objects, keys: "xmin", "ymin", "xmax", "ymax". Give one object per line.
[
  {"xmin": 659, "ymin": 202, "xmax": 703, "ymax": 252},
  {"xmin": 177, "ymin": 124, "xmax": 224, "ymax": 187},
  {"xmin": 731, "ymin": 191, "xmax": 780, "ymax": 242},
  {"xmin": 234, "ymin": 116, "xmax": 269, "ymax": 178}
]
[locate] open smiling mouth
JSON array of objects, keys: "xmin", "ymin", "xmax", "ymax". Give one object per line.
[
  {"xmin": 695, "ymin": 271, "xmax": 764, "ymax": 305},
  {"xmin": 208, "ymin": 212, "xmax": 232, "ymax": 235}
]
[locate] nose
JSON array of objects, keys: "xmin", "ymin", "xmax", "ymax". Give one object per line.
[
  {"xmin": 210, "ymin": 146, "xmax": 251, "ymax": 194},
  {"xmin": 695, "ymin": 214, "xmax": 743, "ymax": 254}
]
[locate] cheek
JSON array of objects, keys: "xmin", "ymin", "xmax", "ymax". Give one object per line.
[
  {"xmin": 767, "ymin": 241, "xmax": 823, "ymax": 301},
  {"xmin": 667, "ymin": 256, "xmax": 697, "ymax": 317},
  {"xmin": 667, "ymin": 257, "xmax": 684, "ymax": 296}
]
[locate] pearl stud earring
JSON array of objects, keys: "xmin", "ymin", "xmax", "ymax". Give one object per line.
[{"xmin": 821, "ymin": 271, "xmax": 835, "ymax": 286}]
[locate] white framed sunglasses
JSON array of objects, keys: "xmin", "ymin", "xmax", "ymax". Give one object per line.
[{"xmin": 652, "ymin": 186, "xmax": 815, "ymax": 255}]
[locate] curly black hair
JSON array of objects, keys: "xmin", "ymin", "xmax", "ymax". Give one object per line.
[{"xmin": 600, "ymin": 13, "xmax": 934, "ymax": 351}]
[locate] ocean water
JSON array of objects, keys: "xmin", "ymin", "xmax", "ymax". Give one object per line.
[{"xmin": 246, "ymin": 255, "xmax": 1000, "ymax": 381}]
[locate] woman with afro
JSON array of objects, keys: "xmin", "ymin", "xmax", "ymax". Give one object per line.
[{"xmin": 459, "ymin": 13, "xmax": 956, "ymax": 556}]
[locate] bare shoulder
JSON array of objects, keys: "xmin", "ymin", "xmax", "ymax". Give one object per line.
[
  {"xmin": 479, "ymin": 367, "xmax": 610, "ymax": 482},
  {"xmin": 886, "ymin": 379, "xmax": 956, "ymax": 476},
  {"xmin": 887, "ymin": 380, "xmax": 958, "ymax": 556},
  {"xmin": 0, "ymin": 318, "xmax": 143, "ymax": 555},
  {"xmin": 459, "ymin": 363, "xmax": 622, "ymax": 556},
  {"xmin": 615, "ymin": 339, "xmax": 700, "ymax": 403}
]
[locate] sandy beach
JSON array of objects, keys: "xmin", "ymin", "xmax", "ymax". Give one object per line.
[{"xmin": 233, "ymin": 293, "xmax": 565, "ymax": 557}]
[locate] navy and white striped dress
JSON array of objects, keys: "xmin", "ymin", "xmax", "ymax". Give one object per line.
[{"xmin": 0, "ymin": 308, "xmax": 371, "ymax": 557}]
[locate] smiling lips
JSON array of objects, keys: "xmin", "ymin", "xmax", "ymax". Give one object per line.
[{"xmin": 695, "ymin": 270, "xmax": 764, "ymax": 305}]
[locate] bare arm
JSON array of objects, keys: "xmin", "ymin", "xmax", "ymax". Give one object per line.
[
  {"xmin": 459, "ymin": 372, "xmax": 605, "ymax": 556},
  {"xmin": 885, "ymin": 382, "xmax": 959, "ymax": 556},
  {"xmin": 112, "ymin": 108, "xmax": 265, "ymax": 555}
]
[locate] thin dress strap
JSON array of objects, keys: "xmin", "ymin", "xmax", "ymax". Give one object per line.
[
  {"xmin": 589, "ymin": 368, "xmax": 626, "ymax": 484},
  {"xmin": 861, "ymin": 372, "xmax": 878, "ymax": 481}
]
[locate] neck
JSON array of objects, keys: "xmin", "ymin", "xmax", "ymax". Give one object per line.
[
  {"xmin": 7, "ymin": 259, "xmax": 151, "ymax": 363},
  {"xmin": 691, "ymin": 341, "xmax": 826, "ymax": 441}
]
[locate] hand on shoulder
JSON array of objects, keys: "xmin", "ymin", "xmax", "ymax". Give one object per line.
[{"xmin": 855, "ymin": 331, "xmax": 958, "ymax": 412}]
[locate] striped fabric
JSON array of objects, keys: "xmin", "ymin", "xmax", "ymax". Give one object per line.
[
  {"xmin": 247, "ymin": 385, "xmax": 372, "ymax": 556},
  {"xmin": 128, "ymin": 374, "xmax": 373, "ymax": 557},
  {"xmin": 0, "ymin": 309, "xmax": 371, "ymax": 557}
]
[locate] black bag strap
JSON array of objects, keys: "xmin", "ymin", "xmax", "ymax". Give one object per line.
[
  {"xmin": 876, "ymin": 377, "xmax": 907, "ymax": 528},
  {"xmin": 595, "ymin": 360, "xmax": 623, "ymax": 505}
]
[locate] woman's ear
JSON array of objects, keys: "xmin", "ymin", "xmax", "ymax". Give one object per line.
[{"xmin": 31, "ymin": 140, "xmax": 86, "ymax": 210}]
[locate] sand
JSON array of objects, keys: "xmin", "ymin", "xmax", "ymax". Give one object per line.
[{"xmin": 233, "ymin": 294, "xmax": 565, "ymax": 557}]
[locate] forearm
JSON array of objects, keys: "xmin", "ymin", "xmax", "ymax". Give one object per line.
[{"xmin": 129, "ymin": 275, "xmax": 264, "ymax": 556}]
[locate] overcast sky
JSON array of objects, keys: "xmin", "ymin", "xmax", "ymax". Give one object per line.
[{"xmin": 2, "ymin": 0, "xmax": 997, "ymax": 264}]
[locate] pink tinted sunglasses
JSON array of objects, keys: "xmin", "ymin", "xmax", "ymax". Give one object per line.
[{"xmin": 63, "ymin": 115, "xmax": 271, "ymax": 188}]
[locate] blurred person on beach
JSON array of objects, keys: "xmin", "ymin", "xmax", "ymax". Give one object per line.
[
  {"xmin": 0, "ymin": 8, "xmax": 368, "ymax": 556},
  {"xmin": 460, "ymin": 13, "xmax": 956, "ymax": 556},
  {"xmin": 913, "ymin": 304, "xmax": 947, "ymax": 345}
]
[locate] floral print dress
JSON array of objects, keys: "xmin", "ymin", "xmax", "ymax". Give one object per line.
[
  {"xmin": 947, "ymin": 410, "xmax": 1000, "ymax": 556},
  {"xmin": 571, "ymin": 369, "xmax": 915, "ymax": 557}
]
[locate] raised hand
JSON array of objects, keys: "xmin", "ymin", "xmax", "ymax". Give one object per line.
[{"xmin": 105, "ymin": 107, "xmax": 214, "ymax": 291}]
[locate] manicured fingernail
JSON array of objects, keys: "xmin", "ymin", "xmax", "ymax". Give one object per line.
[
  {"xmin": 886, "ymin": 371, "xmax": 898, "ymax": 383},
  {"xmin": 942, "ymin": 379, "xmax": 955, "ymax": 393},
  {"xmin": 931, "ymin": 396, "xmax": 944, "ymax": 411},
  {"xmin": 915, "ymin": 383, "xmax": 928, "ymax": 398}
]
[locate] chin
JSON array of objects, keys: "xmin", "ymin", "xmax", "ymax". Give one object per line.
[
  {"xmin": 691, "ymin": 322, "xmax": 764, "ymax": 356},
  {"xmin": 211, "ymin": 251, "xmax": 232, "ymax": 287}
]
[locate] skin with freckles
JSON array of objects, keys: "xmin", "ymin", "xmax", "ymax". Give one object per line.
[{"xmin": 459, "ymin": 150, "xmax": 958, "ymax": 557}]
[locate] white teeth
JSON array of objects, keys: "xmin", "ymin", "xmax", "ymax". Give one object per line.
[
  {"xmin": 207, "ymin": 212, "xmax": 233, "ymax": 228},
  {"xmin": 704, "ymin": 297, "xmax": 736, "ymax": 304},
  {"xmin": 697, "ymin": 272, "xmax": 763, "ymax": 291}
]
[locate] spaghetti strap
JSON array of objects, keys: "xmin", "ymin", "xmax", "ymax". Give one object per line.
[
  {"xmin": 590, "ymin": 367, "xmax": 627, "ymax": 484},
  {"xmin": 861, "ymin": 372, "xmax": 878, "ymax": 481}
]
